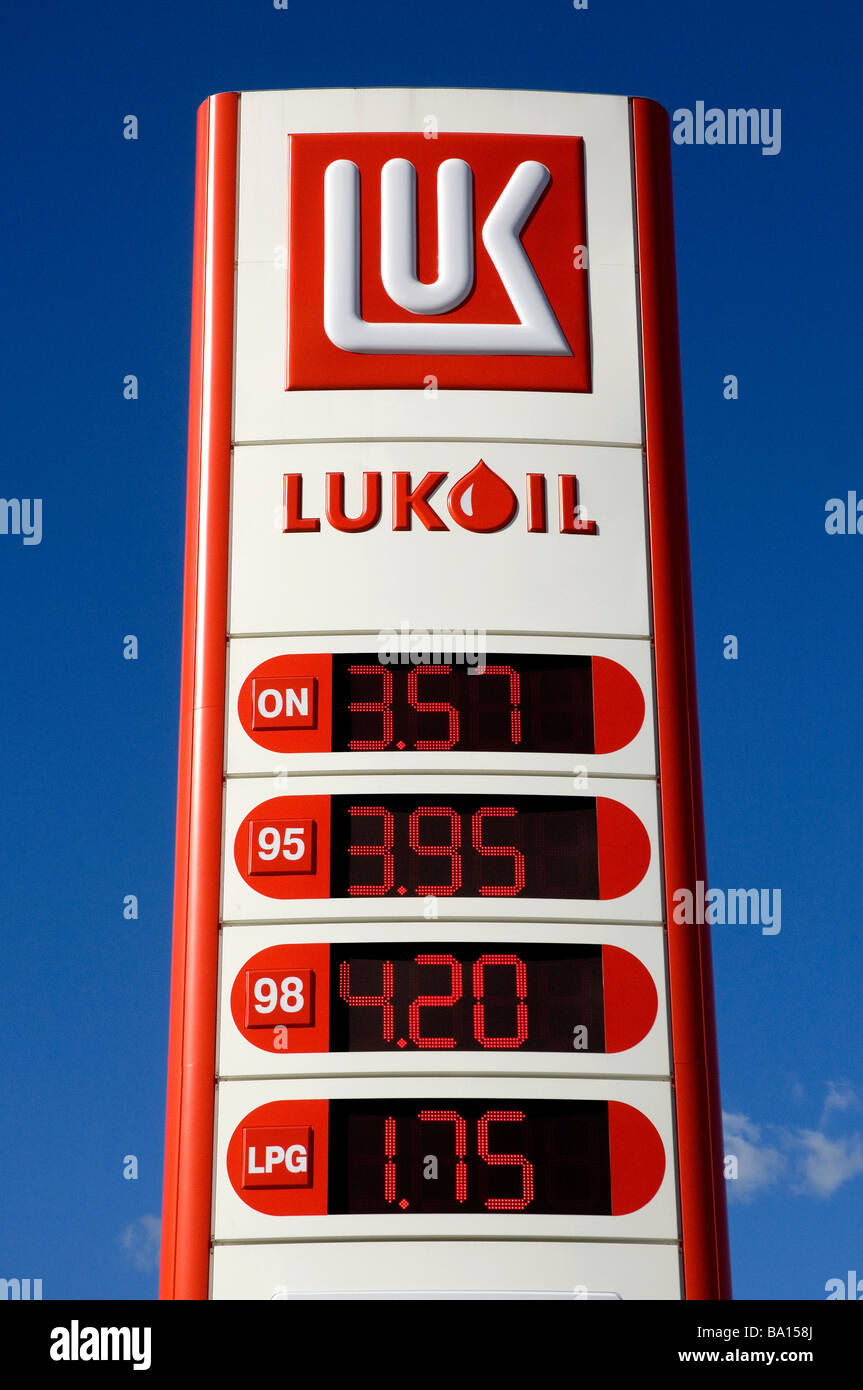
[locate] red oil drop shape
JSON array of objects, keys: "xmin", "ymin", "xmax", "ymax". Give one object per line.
[{"xmin": 447, "ymin": 460, "xmax": 518, "ymax": 533}]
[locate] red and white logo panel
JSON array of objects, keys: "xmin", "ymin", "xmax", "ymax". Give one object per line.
[
  {"xmin": 232, "ymin": 89, "xmax": 644, "ymax": 447},
  {"xmin": 227, "ymin": 443, "xmax": 653, "ymax": 639},
  {"xmin": 287, "ymin": 133, "xmax": 591, "ymax": 392}
]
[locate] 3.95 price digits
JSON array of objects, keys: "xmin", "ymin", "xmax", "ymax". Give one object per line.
[{"xmin": 347, "ymin": 803, "xmax": 525, "ymax": 896}]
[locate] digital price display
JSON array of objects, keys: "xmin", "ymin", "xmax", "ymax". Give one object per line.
[
  {"xmin": 233, "ymin": 793, "xmax": 651, "ymax": 901},
  {"xmin": 230, "ymin": 942, "xmax": 659, "ymax": 1055},
  {"xmin": 237, "ymin": 652, "xmax": 645, "ymax": 756},
  {"xmin": 226, "ymin": 1098, "xmax": 667, "ymax": 1217}
]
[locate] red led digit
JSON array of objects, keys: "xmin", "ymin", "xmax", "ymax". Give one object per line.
[
  {"xmin": 477, "ymin": 1110, "xmax": 535, "ymax": 1211},
  {"xmin": 472, "ymin": 954, "xmax": 529, "ymax": 1049},
  {"xmin": 347, "ymin": 805, "xmax": 395, "ymax": 896},
  {"xmin": 418, "ymin": 1110, "xmax": 468, "ymax": 1203},
  {"xmin": 347, "ymin": 664, "xmax": 393, "ymax": 750},
  {"xmin": 471, "ymin": 806, "xmax": 526, "ymax": 896},
  {"xmin": 408, "ymin": 955, "xmax": 463, "ymax": 1048},
  {"xmin": 481, "ymin": 666, "xmax": 522, "ymax": 746},
  {"xmin": 407, "ymin": 666, "xmax": 459, "ymax": 749},
  {"xmin": 384, "ymin": 1115, "xmax": 397, "ymax": 1204},
  {"xmin": 408, "ymin": 806, "xmax": 462, "ymax": 895},
  {"xmin": 339, "ymin": 960, "xmax": 394, "ymax": 1041}
]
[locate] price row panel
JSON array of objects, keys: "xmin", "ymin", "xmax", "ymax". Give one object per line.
[
  {"xmin": 212, "ymin": 1076, "xmax": 679, "ymax": 1244},
  {"xmin": 216, "ymin": 922, "xmax": 671, "ymax": 1079},
  {"xmin": 220, "ymin": 775, "xmax": 663, "ymax": 924},
  {"xmin": 224, "ymin": 635, "xmax": 657, "ymax": 778}
]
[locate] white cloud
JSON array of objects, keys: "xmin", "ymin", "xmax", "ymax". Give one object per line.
[
  {"xmin": 723, "ymin": 1111, "xmax": 764, "ymax": 1146},
  {"xmin": 723, "ymin": 1084, "xmax": 863, "ymax": 1205},
  {"xmin": 820, "ymin": 1081, "xmax": 862, "ymax": 1126},
  {"xmin": 118, "ymin": 1214, "xmax": 161, "ymax": 1272},
  {"xmin": 790, "ymin": 1130, "xmax": 863, "ymax": 1198},
  {"xmin": 722, "ymin": 1113, "xmax": 786, "ymax": 1201}
]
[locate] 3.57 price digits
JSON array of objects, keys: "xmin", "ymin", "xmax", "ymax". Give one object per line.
[{"xmin": 347, "ymin": 663, "xmax": 521, "ymax": 751}]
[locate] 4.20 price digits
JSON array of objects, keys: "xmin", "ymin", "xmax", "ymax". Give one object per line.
[{"xmin": 339, "ymin": 953, "xmax": 528, "ymax": 1049}]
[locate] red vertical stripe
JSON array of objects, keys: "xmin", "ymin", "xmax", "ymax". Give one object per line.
[
  {"xmin": 632, "ymin": 97, "xmax": 732, "ymax": 1299},
  {"xmin": 160, "ymin": 93, "xmax": 238, "ymax": 1301}
]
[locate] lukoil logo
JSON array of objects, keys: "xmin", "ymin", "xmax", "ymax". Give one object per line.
[
  {"xmin": 286, "ymin": 132, "xmax": 591, "ymax": 391},
  {"xmin": 283, "ymin": 460, "xmax": 598, "ymax": 535}
]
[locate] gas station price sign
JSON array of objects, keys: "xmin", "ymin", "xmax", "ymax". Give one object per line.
[
  {"xmin": 229, "ymin": 942, "xmax": 659, "ymax": 1055},
  {"xmin": 162, "ymin": 88, "xmax": 730, "ymax": 1302},
  {"xmin": 237, "ymin": 652, "xmax": 645, "ymax": 756},
  {"xmin": 233, "ymin": 793, "xmax": 651, "ymax": 901}
]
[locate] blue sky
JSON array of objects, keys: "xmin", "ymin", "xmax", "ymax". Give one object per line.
[{"xmin": 1, "ymin": 0, "xmax": 861, "ymax": 1300}]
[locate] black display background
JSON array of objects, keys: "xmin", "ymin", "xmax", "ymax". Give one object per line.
[
  {"xmin": 329, "ymin": 943, "xmax": 606, "ymax": 1052},
  {"xmin": 331, "ymin": 654, "xmax": 595, "ymax": 754},
  {"xmin": 330, "ymin": 794, "xmax": 600, "ymax": 899},
  {"xmin": 327, "ymin": 1099, "xmax": 612, "ymax": 1216}
]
